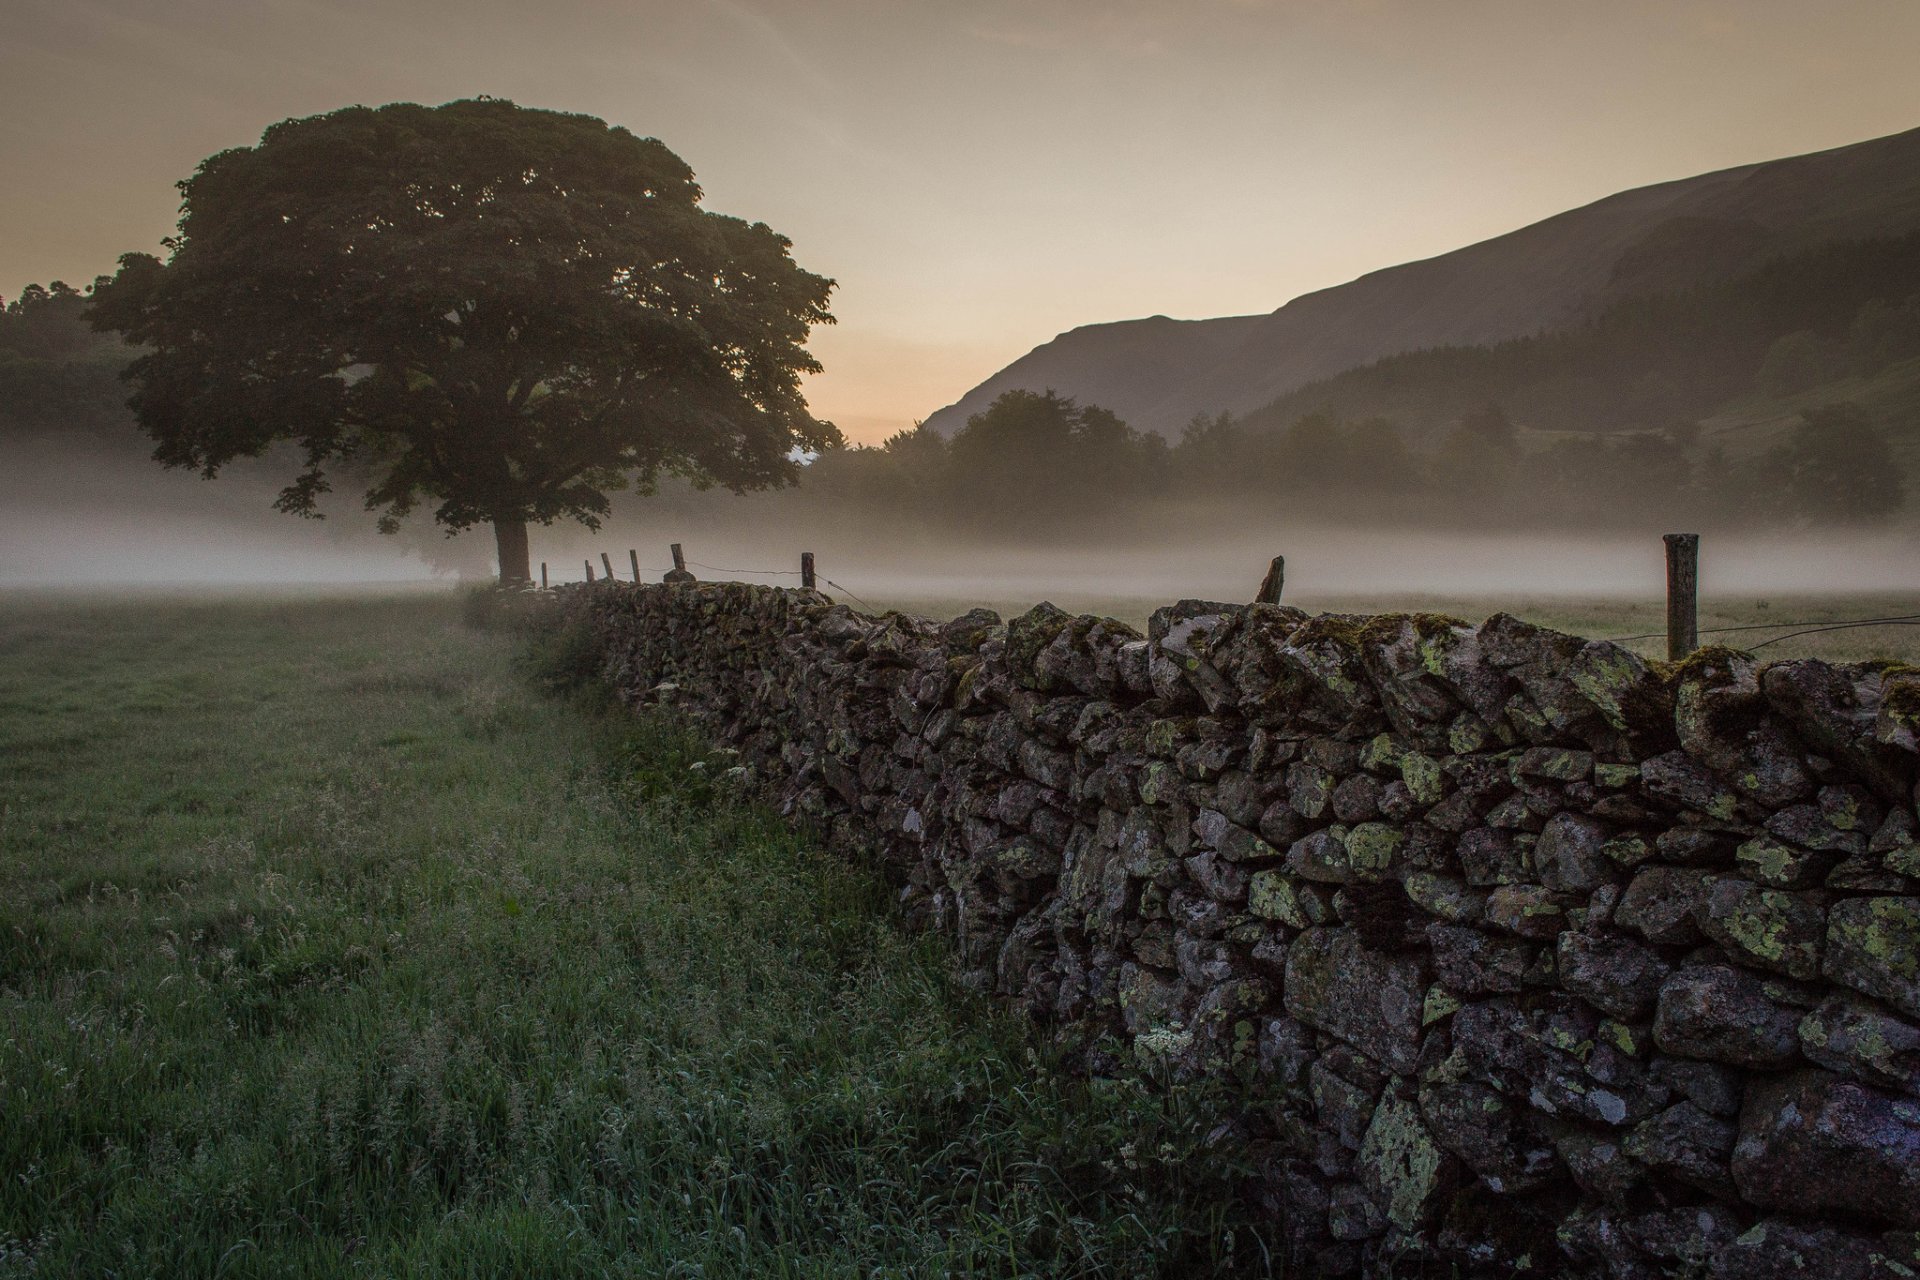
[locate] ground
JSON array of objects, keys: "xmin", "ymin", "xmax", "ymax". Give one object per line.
[{"xmin": 0, "ymin": 592, "xmax": 1256, "ymax": 1279}]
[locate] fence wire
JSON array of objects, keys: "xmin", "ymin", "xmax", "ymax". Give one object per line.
[
  {"xmin": 1601, "ymin": 613, "xmax": 1920, "ymax": 646},
  {"xmin": 566, "ymin": 549, "xmax": 1917, "ymax": 655}
]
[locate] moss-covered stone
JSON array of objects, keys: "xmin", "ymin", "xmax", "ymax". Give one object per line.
[
  {"xmin": 1248, "ymin": 869, "xmax": 1329, "ymax": 928},
  {"xmin": 1736, "ymin": 834, "xmax": 1832, "ymax": 889},
  {"xmin": 1824, "ymin": 896, "xmax": 1920, "ymax": 1018},
  {"xmin": 1345, "ymin": 823, "xmax": 1406, "ymax": 878},
  {"xmin": 1699, "ymin": 879, "xmax": 1826, "ymax": 981},
  {"xmin": 1593, "ymin": 761, "xmax": 1640, "ymax": 789},
  {"xmin": 1400, "ymin": 751, "xmax": 1444, "ymax": 806},
  {"xmin": 1358, "ymin": 1093, "xmax": 1451, "ymax": 1232},
  {"xmin": 1404, "ymin": 871, "xmax": 1486, "ymax": 924}
]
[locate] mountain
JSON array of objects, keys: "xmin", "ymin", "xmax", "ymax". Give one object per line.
[{"xmin": 921, "ymin": 125, "xmax": 1920, "ymax": 437}]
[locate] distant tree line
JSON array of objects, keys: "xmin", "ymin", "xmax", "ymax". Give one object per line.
[
  {"xmin": 778, "ymin": 391, "xmax": 1904, "ymax": 538},
  {"xmin": 0, "ymin": 280, "xmax": 131, "ymax": 440}
]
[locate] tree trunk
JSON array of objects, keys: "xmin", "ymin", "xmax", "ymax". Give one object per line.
[{"xmin": 493, "ymin": 518, "xmax": 531, "ymax": 586}]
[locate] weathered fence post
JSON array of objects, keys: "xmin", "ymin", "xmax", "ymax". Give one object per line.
[
  {"xmin": 540, "ymin": 561, "xmax": 548, "ymax": 590},
  {"xmin": 1664, "ymin": 533, "xmax": 1699, "ymax": 660},
  {"xmin": 629, "ymin": 549, "xmax": 640, "ymax": 582},
  {"xmin": 1257, "ymin": 555, "xmax": 1286, "ymax": 605},
  {"xmin": 664, "ymin": 542, "xmax": 694, "ymax": 584},
  {"xmin": 584, "ymin": 559, "xmax": 596, "ymax": 584},
  {"xmin": 600, "ymin": 552, "xmax": 615, "ymax": 582},
  {"xmin": 801, "ymin": 551, "xmax": 816, "ymax": 591}
]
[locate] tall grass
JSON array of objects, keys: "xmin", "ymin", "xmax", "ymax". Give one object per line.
[{"xmin": 0, "ymin": 594, "xmax": 1271, "ymax": 1277}]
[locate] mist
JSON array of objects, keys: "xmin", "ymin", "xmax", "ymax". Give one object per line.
[
  {"xmin": 0, "ymin": 438, "xmax": 485, "ymax": 588},
  {"xmin": 498, "ymin": 501, "xmax": 1920, "ymax": 617}
]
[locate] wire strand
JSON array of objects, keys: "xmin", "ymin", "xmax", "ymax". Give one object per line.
[
  {"xmin": 687, "ymin": 559, "xmax": 804, "ymax": 576},
  {"xmin": 1601, "ymin": 613, "xmax": 1920, "ymax": 644},
  {"xmin": 822, "ymin": 577, "xmax": 879, "ymax": 612},
  {"xmin": 1749, "ymin": 618, "xmax": 1920, "ymax": 651}
]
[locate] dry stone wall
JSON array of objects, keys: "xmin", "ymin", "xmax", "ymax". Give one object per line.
[{"xmin": 565, "ymin": 581, "xmax": 1920, "ymax": 1278}]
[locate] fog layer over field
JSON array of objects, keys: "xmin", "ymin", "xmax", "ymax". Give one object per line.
[
  {"xmin": 0, "ymin": 440, "xmax": 471, "ymax": 586},
  {"xmin": 537, "ymin": 512, "xmax": 1920, "ymax": 607},
  {"xmin": 15, "ymin": 466, "xmax": 1915, "ymax": 608}
]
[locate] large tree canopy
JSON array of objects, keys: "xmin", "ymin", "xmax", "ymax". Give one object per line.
[{"xmin": 90, "ymin": 98, "xmax": 839, "ymax": 582}]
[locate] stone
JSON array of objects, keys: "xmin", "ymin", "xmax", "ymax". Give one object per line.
[
  {"xmin": 1622, "ymin": 1100, "xmax": 1737, "ymax": 1197},
  {"xmin": 1559, "ymin": 933, "xmax": 1671, "ymax": 1021},
  {"xmin": 1648, "ymin": 1056, "xmax": 1745, "ymax": 1117},
  {"xmin": 1452, "ymin": 999, "xmax": 1664, "ymax": 1127},
  {"xmin": 1761, "ymin": 659, "xmax": 1916, "ymax": 803},
  {"xmin": 1824, "ymin": 896, "xmax": 1920, "ymax": 1018},
  {"xmin": 1709, "ymin": 1220, "xmax": 1916, "ymax": 1280},
  {"xmin": 1658, "ymin": 826, "xmax": 1738, "ymax": 866},
  {"xmin": 1484, "ymin": 884, "xmax": 1572, "ymax": 940},
  {"xmin": 1820, "ymin": 782, "xmax": 1885, "ymax": 833},
  {"xmin": 1427, "ymin": 924, "xmax": 1531, "ymax": 996},
  {"xmin": 1257, "ymin": 1015, "xmax": 1316, "ymax": 1089},
  {"xmin": 1615, "ymin": 866, "xmax": 1714, "ymax": 945},
  {"xmin": 1534, "ymin": 812, "xmax": 1612, "ymax": 892},
  {"xmin": 1602, "ymin": 834, "xmax": 1655, "ymax": 869},
  {"xmin": 1331, "ymin": 773, "xmax": 1383, "ymax": 822},
  {"xmin": 1400, "ymin": 750, "xmax": 1444, "ymax": 806},
  {"xmin": 1643, "ymin": 750, "xmax": 1745, "ymax": 822},
  {"xmin": 1826, "ymin": 854, "xmax": 1908, "ymax": 892},
  {"xmin": 1288, "ymin": 762, "xmax": 1334, "ymax": 819},
  {"xmin": 1622, "ymin": 1205, "xmax": 1741, "ymax": 1269},
  {"xmin": 1566, "ymin": 640, "xmax": 1674, "ymax": 743},
  {"xmin": 1456, "ymin": 828, "xmax": 1526, "ymax": 886},
  {"xmin": 1357, "ymin": 1093, "xmax": 1451, "ymax": 1232},
  {"xmin": 1312, "ymin": 1056, "xmax": 1383, "ymax": 1151},
  {"xmin": 1287, "ymin": 828, "xmax": 1355, "ymax": 883},
  {"xmin": 1247, "ymin": 870, "xmax": 1334, "ymax": 929},
  {"xmin": 1737, "ymin": 834, "xmax": 1836, "ymax": 889},
  {"xmin": 1553, "ymin": 1127, "xmax": 1644, "ymax": 1202},
  {"xmin": 1768, "ymin": 803, "xmax": 1869, "ymax": 857},
  {"xmin": 1732, "ymin": 1069, "xmax": 1920, "ymax": 1229},
  {"xmin": 1118, "ymin": 963, "xmax": 1184, "ymax": 1036},
  {"xmin": 1285, "ymin": 928, "xmax": 1426, "ymax": 1075},
  {"xmin": 1185, "ymin": 850, "xmax": 1250, "ymax": 903},
  {"xmin": 1654, "ymin": 962, "xmax": 1805, "ymax": 1069},
  {"xmin": 1325, "ymin": 1181, "xmax": 1387, "ymax": 1241},
  {"xmin": 1798, "ymin": 993, "xmax": 1920, "ymax": 1093},
  {"xmin": 1417, "ymin": 1076, "xmax": 1557, "ymax": 1193},
  {"xmin": 1257, "ymin": 797, "xmax": 1309, "ymax": 849},
  {"xmin": 1515, "ymin": 746, "xmax": 1594, "ymax": 782},
  {"xmin": 1343, "ymin": 823, "xmax": 1405, "ymax": 880},
  {"xmin": 1402, "ymin": 871, "xmax": 1486, "ymax": 924},
  {"xmin": 1698, "ymin": 878, "xmax": 1826, "ymax": 980}
]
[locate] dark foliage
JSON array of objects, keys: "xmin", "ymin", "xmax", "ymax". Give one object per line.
[{"xmin": 89, "ymin": 98, "xmax": 839, "ymax": 581}]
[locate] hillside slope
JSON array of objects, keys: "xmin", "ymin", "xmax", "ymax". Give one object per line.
[{"xmin": 923, "ymin": 125, "xmax": 1920, "ymax": 436}]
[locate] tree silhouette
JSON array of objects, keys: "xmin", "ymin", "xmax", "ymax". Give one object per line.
[{"xmin": 90, "ymin": 99, "xmax": 838, "ymax": 583}]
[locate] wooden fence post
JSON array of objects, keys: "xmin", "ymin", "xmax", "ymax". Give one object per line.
[
  {"xmin": 540, "ymin": 561, "xmax": 548, "ymax": 590},
  {"xmin": 664, "ymin": 542, "xmax": 694, "ymax": 584},
  {"xmin": 629, "ymin": 549, "xmax": 640, "ymax": 582},
  {"xmin": 1664, "ymin": 533, "xmax": 1699, "ymax": 661},
  {"xmin": 584, "ymin": 559, "xmax": 596, "ymax": 584},
  {"xmin": 600, "ymin": 552, "xmax": 614, "ymax": 582},
  {"xmin": 1257, "ymin": 555, "xmax": 1286, "ymax": 605},
  {"xmin": 801, "ymin": 551, "xmax": 816, "ymax": 591}
]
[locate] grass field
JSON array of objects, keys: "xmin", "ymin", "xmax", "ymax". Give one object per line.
[{"xmin": 0, "ymin": 593, "xmax": 1264, "ymax": 1278}]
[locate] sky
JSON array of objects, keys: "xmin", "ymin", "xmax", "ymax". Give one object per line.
[{"xmin": 6, "ymin": 0, "xmax": 1920, "ymax": 444}]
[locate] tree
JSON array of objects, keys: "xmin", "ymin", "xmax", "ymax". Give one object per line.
[
  {"xmin": 89, "ymin": 99, "xmax": 839, "ymax": 583},
  {"xmin": 1765, "ymin": 402, "xmax": 1903, "ymax": 523}
]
